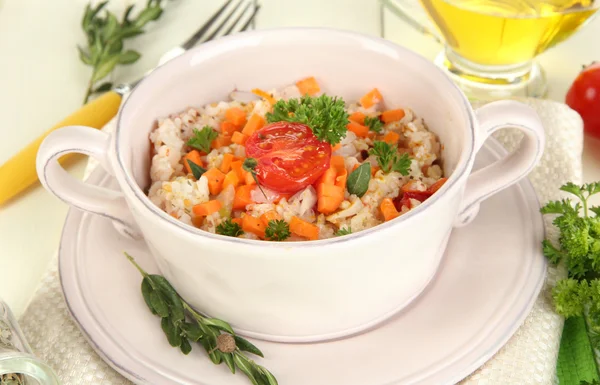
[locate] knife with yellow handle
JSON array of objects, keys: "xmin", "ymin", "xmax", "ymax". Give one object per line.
[
  {"xmin": 0, "ymin": 91, "xmax": 123, "ymax": 205},
  {"xmin": 0, "ymin": 0, "xmax": 260, "ymax": 207}
]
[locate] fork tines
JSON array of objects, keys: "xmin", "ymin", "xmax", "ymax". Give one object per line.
[{"xmin": 181, "ymin": 0, "xmax": 261, "ymax": 50}]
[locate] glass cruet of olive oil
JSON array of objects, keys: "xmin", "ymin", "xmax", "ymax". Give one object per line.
[
  {"xmin": 381, "ymin": 0, "xmax": 599, "ymax": 99},
  {"xmin": 0, "ymin": 300, "xmax": 60, "ymax": 385}
]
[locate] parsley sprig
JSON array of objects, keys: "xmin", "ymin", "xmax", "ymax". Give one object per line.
[
  {"xmin": 216, "ymin": 219, "xmax": 244, "ymax": 237},
  {"xmin": 335, "ymin": 227, "xmax": 352, "ymax": 236},
  {"xmin": 187, "ymin": 126, "xmax": 218, "ymax": 153},
  {"xmin": 265, "ymin": 220, "xmax": 291, "ymax": 241},
  {"xmin": 125, "ymin": 252, "xmax": 278, "ymax": 385},
  {"xmin": 265, "ymin": 95, "xmax": 349, "ymax": 145},
  {"xmin": 541, "ymin": 182, "xmax": 600, "ymax": 325},
  {"xmin": 79, "ymin": 0, "xmax": 170, "ymax": 103},
  {"xmin": 243, "ymin": 158, "xmax": 268, "ymax": 199},
  {"xmin": 364, "ymin": 116, "xmax": 383, "ymax": 134},
  {"xmin": 368, "ymin": 141, "xmax": 411, "ymax": 175}
]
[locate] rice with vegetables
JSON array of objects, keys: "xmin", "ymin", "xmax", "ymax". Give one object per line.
[{"xmin": 147, "ymin": 77, "xmax": 446, "ymax": 241}]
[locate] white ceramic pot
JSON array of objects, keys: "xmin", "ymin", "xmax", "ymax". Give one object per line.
[{"xmin": 37, "ymin": 28, "xmax": 545, "ymax": 343}]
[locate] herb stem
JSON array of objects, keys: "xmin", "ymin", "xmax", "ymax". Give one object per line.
[
  {"xmin": 83, "ymin": 78, "xmax": 94, "ymax": 104},
  {"xmin": 124, "ymin": 252, "xmax": 148, "ymax": 277}
]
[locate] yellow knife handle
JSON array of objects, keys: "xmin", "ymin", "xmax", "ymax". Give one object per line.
[{"xmin": 0, "ymin": 90, "xmax": 122, "ymax": 206}]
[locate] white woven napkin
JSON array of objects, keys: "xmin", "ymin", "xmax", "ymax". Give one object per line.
[{"xmin": 19, "ymin": 98, "xmax": 583, "ymax": 385}]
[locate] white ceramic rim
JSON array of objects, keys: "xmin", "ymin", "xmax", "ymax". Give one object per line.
[
  {"xmin": 114, "ymin": 27, "xmax": 477, "ymax": 247},
  {"xmin": 58, "ymin": 137, "xmax": 547, "ymax": 385}
]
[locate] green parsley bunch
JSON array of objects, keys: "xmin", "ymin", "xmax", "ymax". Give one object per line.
[{"xmin": 541, "ymin": 182, "xmax": 600, "ymax": 325}]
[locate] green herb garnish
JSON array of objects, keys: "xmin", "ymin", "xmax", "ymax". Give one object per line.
[
  {"xmin": 541, "ymin": 182, "xmax": 600, "ymax": 318},
  {"xmin": 125, "ymin": 252, "xmax": 278, "ymax": 385},
  {"xmin": 265, "ymin": 95, "xmax": 349, "ymax": 145},
  {"xmin": 265, "ymin": 220, "xmax": 291, "ymax": 241},
  {"xmin": 187, "ymin": 126, "xmax": 218, "ymax": 154},
  {"xmin": 243, "ymin": 158, "xmax": 268, "ymax": 199},
  {"xmin": 364, "ymin": 116, "xmax": 383, "ymax": 134},
  {"xmin": 335, "ymin": 227, "xmax": 352, "ymax": 236},
  {"xmin": 79, "ymin": 0, "xmax": 169, "ymax": 103},
  {"xmin": 369, "ymin": 141, "xmax": 411, "ymax": 175},
  {"xmin": 216, "ymin": 219, "xmax": 244, "ymax": 238},
  {"xmin": 186, "ymin": 160, "xmax": 207, "ymax": 180},
  {"xmin": 346, "ymin": 163, "xmax": 371, "ymax": 198}
]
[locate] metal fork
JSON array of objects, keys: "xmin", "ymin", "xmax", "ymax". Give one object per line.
[
  {"xmin": 120, "ymin": 0, "xmax": 262, "ymax": 92},
  {"xmin": 0, "ymin": 0, "xmax": 261, "ymax": 207}
]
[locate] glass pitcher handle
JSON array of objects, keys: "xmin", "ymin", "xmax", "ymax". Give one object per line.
[{"xmin": 380, "ymin": 0, "xmax": 444, "ymax": 44}]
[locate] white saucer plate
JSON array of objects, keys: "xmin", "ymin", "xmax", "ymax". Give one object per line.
[{"xmin": 59, "ymin": 138, "xmax": 546, "ymax": 385}]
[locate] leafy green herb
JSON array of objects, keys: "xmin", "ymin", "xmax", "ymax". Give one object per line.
[
  {"xmin": 187, "ymin": 126, "xmax": 219, "ymax": 154},
  {"xmin": 216, "ymin": 219, "xmax": 244, "ymax": 238},
  {"xmin": 265, "ymin": 220, "xmax": 290, "ymax": 241},
  {"xmin": 243, "ymin": 158, "xmax": 268, "ymax": 199},
  {"xmin": 186, "ymin": 160, "xmax": 207, "ymax": 180},
  {"xmin": 265, "ymin": 95, "xmax": 349, "ymax": 145},
  {"xmin": 79, "ymin": 0, "xmax": 170, "ymax": 103},
  {"xmin": 335, "ymin": 227, "xmax": 352, "ymax": 236},
  {"xmin": 369, "ymin": 141, "xmax": 411, "ymax": 175},
  {"xmin": 541, "ymin": 182, "xmax": 600, "ymax": 333},
  {"xmin": 346, "ymin": 163, "xmax": 371, "ymax": 197},
  {"xmin": 124, "ymin": 252, "xmax": 278, "ymax": 385},
  {"xmin": 364, "ymin": 116, "xmax": 383, "ymax": 134}
]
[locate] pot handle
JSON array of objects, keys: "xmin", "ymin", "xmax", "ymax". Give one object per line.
[
  {"xmin": 36, "ymin": 126, "xmax": 141, "ymax": 238},
  {"xmin": 455, "ymin": 100, "xmax": 545, "ymax": 227}
]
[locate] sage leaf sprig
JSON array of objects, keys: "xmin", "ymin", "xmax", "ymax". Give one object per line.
[
  {"xmin": 79, "ymin": 0, "xmax": 170, "ymax": 103},
  {"xmin": 125, "ymin": 252, "xmax": 278, "ymax": 385},
  {"xmin": 346, "ymin": 163, "xmax": 371, "ymax": 197}
]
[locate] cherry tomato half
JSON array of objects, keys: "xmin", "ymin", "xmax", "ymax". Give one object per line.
[
  {"xmin": 566, "ymin": 62, "xmax": 600, "ymax": 139},
  {"xmin": 245, "ymin": 122, "xmax": 332, "ymax": 193}
]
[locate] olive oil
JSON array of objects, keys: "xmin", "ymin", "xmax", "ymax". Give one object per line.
[{"xmin": 420, "ymin": 0, "xmax": 598, "ymax": 66}]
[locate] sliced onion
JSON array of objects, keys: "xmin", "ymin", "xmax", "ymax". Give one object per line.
[{"xmin": 229, "ymin": 90, "xmax": 260, "ymax": 104}]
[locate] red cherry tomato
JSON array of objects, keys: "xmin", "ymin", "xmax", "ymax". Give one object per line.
[
  {"xmin": 245, "ymin": 122, "xmax": 331, "ymax": 193},
  {"xmin": 566, "ymin": 62, "xmax": 600, "ymax": 139},
  {"xmin": 395, "ymin": 178, "xmax": 448, "ymax": 209}
]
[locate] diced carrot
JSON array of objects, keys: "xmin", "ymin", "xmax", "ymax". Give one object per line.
[
  {"xmin": 220, "ymin": 153, "xmax": 235, "ymax": 173},
  {"xmin": 193, "ymin": 200, "xmax": 222, "ymax": 216},
  {"xmin": 401, "ymin": 180, "xmax": 421, "ymax": 193},
  {"xmin": 330, "ymin": 156, "xmax": 347, "ymax": 188},
  {"xmin": 367, "ymin": 131, "xmax": 377, "ymax": 140},
  {"xmin": 347, "ymin": 121, "xmax": 369, "ymax": 138},
  {"xmin": 296, "ymin": 76, "xmax": 320, "ymax": 96},
  {"xmin": 383, "ymin": 131, "xmax": 400, "ymax": 145},
  {"xmin": 204, "ymin": 168, "xmax": 226, "ymax": 195},
  {"xmin": 251, "ymin": 88, "xmax": 277, "ymax": 105},
  {"xmin": 233, "ymin": 185, "xmax": 255, "ymax": 210},
  {"xmin": 316, "ymin": 183, "xmax": 344, "ymax": 214},
  {"xmin": 231, "ymin": 131, "xmax": 248, "ymax": 145},
  {"xmin": 349, "ymin": 112, "xmax": 366, "ymax": 125},
  {"xmin": 242, "ymin": 215, "xmax": 266, "ymax": 239},
  {"xmin": 221, "ymin": 121, "xmax": 239, "ymax": 136},
  {"xmin": 211, "ymin": 134, "xmax": 232, "ymax": 149},
  {"xmin": 319, "ymin": 168, "xmax": 337, "ymax": 185},
  {"xmin": 260, "ymin": 210, "xmax": 283, "ymax": 226},
  {"xmin": 428, "ymin": 178, "xmax": 448, "ymax": 194},
  {"xmin": 421, "ymin": 165, "xmax": 430, "ymax": 175},
  {"xmin": 231, "ymin": 160, "xmax": 245, "ymax": 180},
  {"xmin": 352, "ymin": 164, "xmax": 360, "ymax": 172},
  {"xmin": 245, "ymin": 171, "xmax": 256, "ymax": 185},
  {"xmin": 380, "ymin": 198, "xmax": 399, "ymax": 221},
  {"xmin": 332, "ymin": 142, "xmax": 342, "ymax": 152},
  {"xmin": 231, "ymin": 217, "xmax": 243, "ymax": 227},
  {"xmin": 242, "ymin": 114, "xmax": 265, "ymax": 136},
  {"xmin": 183, "ymin": 150, "xmax": 203, "ymax": 174},
  {"xmin": 289, "ymin": 216, "xmax": 319, "ymax": 241},
  {"xmin": 191, "ymin": 216, "xmax": 204, "ymax": 228},
  {"xmin": 360, "ymin": 88, "xmax": 384, "ymax": 109},
  {"xmin": 381, "ymin": 109, "xmax": 406, "ymax": 123},
  {"xmin": 225, "ymin": 107, "xmax": 247, "ymax": 128},
  {"xmin": 222, "ymin": 170, "xmax": 241, "ymax": 190},
  {"xmin": 371, "ymin": 166, "xmax": 380, "ymax": 176}
]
